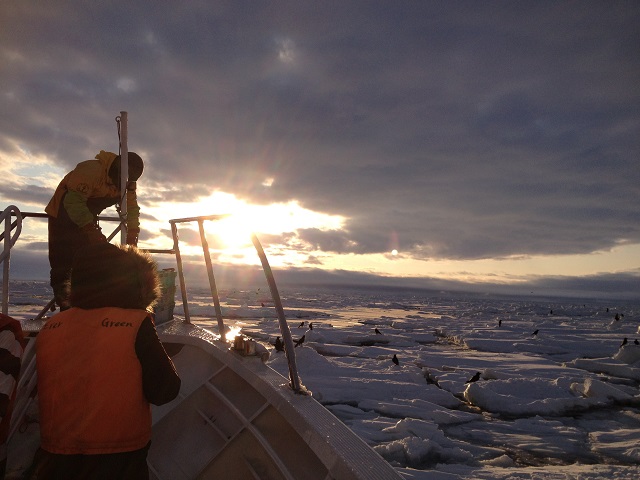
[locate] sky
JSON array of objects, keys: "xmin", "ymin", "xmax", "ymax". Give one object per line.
[{"xmin": 1, "ymin": 1, "xmax": 639, "ymax": 300}]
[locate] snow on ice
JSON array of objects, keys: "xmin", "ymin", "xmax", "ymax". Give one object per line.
[{"xmin": 9, "ymin": 281, "xmax": 640, "ymax": 478}]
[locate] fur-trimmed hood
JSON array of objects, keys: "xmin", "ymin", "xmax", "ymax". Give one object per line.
[{"xmin": 69, "ymin": 243, "xmax": 160, "ymax": 310}]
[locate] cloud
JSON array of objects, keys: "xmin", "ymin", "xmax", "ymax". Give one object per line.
[
  {"xmin": 8, "ymin": 242, "xmax": 638, "ymax": 302},
  {"xmin": 0, "ymin": 0, "xmax": 638, "ymax": 270},
  {"xmin": 0, "ymin": 185, "xmax": 53, "ymax": 209}
]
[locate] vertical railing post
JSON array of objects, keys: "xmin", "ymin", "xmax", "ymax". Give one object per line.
[
  {"xmin": 1, "ymin": 206, "xmax": 22, "ymax": 316},
  {"xmin": 251, "ymin": 234, "xmax": 302, "ymax": 392},
  {"xmin": 197, "ymin": 220, "xmax": 226, "ymax": 342},
  {"xmin": 170, "ymin": 221, "xmax": 191, "ymax": 324},
  {"xmin": 119, "ymin": 111, "xmax": 128, "ymax": 245},
  {"xmin": 2, "ymin": 210, "xmax": 11, "ymax": 316}
]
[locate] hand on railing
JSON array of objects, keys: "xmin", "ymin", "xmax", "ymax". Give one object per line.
[
  {"xmin": 0, "ymin": 206, "xmax": 23, "ymax": 265},
  {"xmin": 81, "ymin": 223, "xmax": 108, "ymax": 244}
]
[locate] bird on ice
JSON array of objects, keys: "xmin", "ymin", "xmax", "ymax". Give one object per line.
[
  {"xmin": 425, "ymin": 371, "xmax": 441, "ymax": 388},
  {"xmin": 294, "ymin": 335, "xmax": 305, "ymax": 347},
  {"xmin": 498, "ymin": 319, "xmax": 502, "ymax": 327},
  {"xmin": 620, "ymin": 337, "xmax": 628, "ymax": 348},
  {"xmin": 466, "ymin": 371, "xmax": 481, "ymax": 384},
  {"xmin": 392, "ymin": 354, "xmax": 399, "ymax": 366},
  {"xmin": 532, "ymin": 329, "xmax": 539, "ymax": 336},
  {"xmin": 274, "ymin": 336, "xmax": 284, "ymax": 352},
  {"xmin": 375, "ymin": 328, "xmax": 382, "ymax": 335},
  {"xmin": 298, "ymin": 321, "xmax": 305, "ymax": 328}
]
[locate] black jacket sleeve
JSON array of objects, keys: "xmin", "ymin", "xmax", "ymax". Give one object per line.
[{"xmin": 135, "ymin": 315, "xmax": 181, "ymax": 405}]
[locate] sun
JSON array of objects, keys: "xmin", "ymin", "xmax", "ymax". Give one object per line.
[
  {"xmin": 210, "ymin": 209, "xmax": 257, "ymax": 250},
  {"xmin": 159, "ymin": 191, "xmax": 346, "ymax": 262}
]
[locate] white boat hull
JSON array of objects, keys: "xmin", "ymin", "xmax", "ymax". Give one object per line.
[{"xmin": 149, "ymin": 319, "xmax": 402, "ymax": 480}]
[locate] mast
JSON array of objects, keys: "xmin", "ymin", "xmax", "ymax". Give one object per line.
[{"xmin": 119, "ymin": 111, "xmax": 128, "ymax": 245}]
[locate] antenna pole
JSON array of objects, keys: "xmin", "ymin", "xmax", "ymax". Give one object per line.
[{"xmin": 119, "ymin": 111, "xmax": 128, "ymax": 245}]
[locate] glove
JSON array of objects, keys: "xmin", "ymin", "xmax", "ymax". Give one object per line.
[
  {"xmin": 126, "ymin": 228, "xmax": 139, "ymax": 246},
  {"xmin": 81, "ymin": 223, "xmax": 107, "ymax": 244}
]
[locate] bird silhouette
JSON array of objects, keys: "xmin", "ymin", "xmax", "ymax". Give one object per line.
[
  {"xmin": 294, "ymin": 335, "xmax": 305, "ymax": 347},
  {"xmin": 392, "ymin": 354, "xmax": 399, "ymax": 365},
  {"xmin": 466, "ymin": 371, "xmax": 481, "ymax": 383},
  {"xmin": 532, "ymin": 329, "xmax": 539, "ymax": 336},
  {"xmin": 298, "ymin": 321, "xmax": 305, "ymax": 328},
  {"xmin": 274, "ymin": 336, "xmax": 284, "ymax": 352},
  {"xmin": 375, "ymin": 328, "xmax": 382, "ymax": 335},
  {"xmin": 620, "ymin": 337, "xmax": 628, "ymax": 348},
  {"xmin": 309, "ymin": 322, "xmax": 314, "ymax": 330},
  {"xmin": 425, "ymin": 372, "xmax": 441, "ymax": 388},
  {"xmin": 498, "ymin": 319, "xmax": 502, "ymax": 327}
]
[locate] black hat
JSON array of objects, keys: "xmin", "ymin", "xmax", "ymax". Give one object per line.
[{"xmin": 109, "ymin": 152, "xmax": 144, "ymax": 185}]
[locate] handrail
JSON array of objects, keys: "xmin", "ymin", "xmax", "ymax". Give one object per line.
[
  {"xmin": 251, "ymin": 234, "xmax": 302, "ymax": 392},
  {"xmin": 1, "ymin": 208, "xmax": 304, "ymax": 392},
  {"xmin": 169, "ymin": 215, "xmax": 303, "ymax": 393},
  {"xmin": 168, "ymin": 215, "xmax": 230, "ymax": 336},
  {"xmin": 5, "ymin": 211, "xmax": 154, "ymax": 321},
  {"xmin": 1, "ymin": 206, "xmax": 23, "ymax": 315}
]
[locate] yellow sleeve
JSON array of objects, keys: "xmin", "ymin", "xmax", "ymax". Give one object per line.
[{"xmin": 63, "ymin": 190, "xmax": 94, "ymax": 227}]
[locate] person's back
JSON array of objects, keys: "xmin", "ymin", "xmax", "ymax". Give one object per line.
[
  {"xmin": 46, "ymin": 150, "xmax": 144, "ymax": 310},
  {"xmin": 31, "ymin": 243, "xmax": 180, "ymax": 480}
]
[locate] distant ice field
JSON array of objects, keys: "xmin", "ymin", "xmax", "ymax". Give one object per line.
[{"xmin": 9, "ymin": 281, "xmax": 640, "ymax": 479}]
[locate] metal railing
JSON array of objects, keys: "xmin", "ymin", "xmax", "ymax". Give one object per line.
[
  {"xmin": 2, "ymin": 206, "xmax": 303, "ymax": 393},
  {"xmin": 168, "ymin": 215, "xmax": 302, "ymax": 392},
  {"xmin": 1, "ymin": 205, "xmax": 23, "ymax": 315}
]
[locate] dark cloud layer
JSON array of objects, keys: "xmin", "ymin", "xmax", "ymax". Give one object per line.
[
  {"xmin": 8, "ymin": 246, "xmax": 639, "ymax": 302},
  {"xmin": 1, "ymin": 1, "xmax": 639, "ymax": 268}
]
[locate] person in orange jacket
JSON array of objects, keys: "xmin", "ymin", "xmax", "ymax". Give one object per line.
[
  {"xmin": 45, "ymin": 150, "xmax": 143, "ymax": 310},
  {"xmin": 30, "ymin": 242, "xmax": 180, "ymax": 480}
]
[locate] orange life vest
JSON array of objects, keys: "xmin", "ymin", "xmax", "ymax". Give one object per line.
[{"xmin": 36, "ymin": 307, "xmax": 152, "ymax": 454}]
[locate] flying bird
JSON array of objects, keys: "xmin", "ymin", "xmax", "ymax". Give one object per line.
[
  {"xmin": 375, "ymin": 328, "xmax": 382, "ymax": 335},
  {"xmin": 620, "ymin": 337, "xmax": 628, "ymax": 348},
  {"xmin": 274, "ymin": 336, "xmax": 284, "ymax": 352},
  {"xmin": 392, "ymin": 354, "xmax": 399, "ymax": 366},
  {"xmin": 294, "ymin": 335, "xmax": 305, "ymax": 347},
  {"xmin": 466, "ymin": 371, "xmax": 481, "ymax": 384}
]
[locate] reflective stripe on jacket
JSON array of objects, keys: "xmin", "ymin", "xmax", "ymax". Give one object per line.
[{"xmin": 37, "ymin": 307, "xmax": 152, "ymax": 455}]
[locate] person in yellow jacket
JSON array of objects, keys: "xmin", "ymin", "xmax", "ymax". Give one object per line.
[
  {"xmin": 45, "ymin": 150, "xmax": 143, "ymax": 310},
  {"xmin": 29, "ymin": 242, "xmax": 181, "ymax": 480}
]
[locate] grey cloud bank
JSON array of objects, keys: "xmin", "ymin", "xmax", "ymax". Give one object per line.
[
  {"xmin": 1, "ymin": 1, "xmax": 639, "ymax": 295},
  {"xmin": 8, "ymin": 246, "xmax": 640, "ymax": 302}
]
